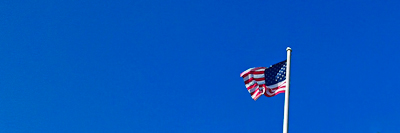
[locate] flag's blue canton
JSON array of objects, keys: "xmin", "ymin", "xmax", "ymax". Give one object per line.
[{"xmin": 264, "ymin": 60, "xmax": 287, "ymax": 86}]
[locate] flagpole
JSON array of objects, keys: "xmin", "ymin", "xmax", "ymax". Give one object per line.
[{"xmin": 283, "ymin": 47, "xmax": 292, "ymax": 133}]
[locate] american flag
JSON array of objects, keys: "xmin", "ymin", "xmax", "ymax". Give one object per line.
[{"xmin": 240, "ymin": 60, "xmax": 287, "ymax": 100}]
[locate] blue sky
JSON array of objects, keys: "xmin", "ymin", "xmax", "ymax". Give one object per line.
[{"xmin": 1, "ymin": 0, "xmax": 399, "ymax": 132}]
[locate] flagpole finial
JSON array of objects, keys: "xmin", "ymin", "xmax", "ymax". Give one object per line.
[{"xmin": 286, "ymin": 47, "xmax": 292, "ymax": 51}]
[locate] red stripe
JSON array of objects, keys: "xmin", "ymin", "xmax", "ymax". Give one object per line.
[
  {"xmin": 265, "ymin": 90, "xmax": 285, "ymax": 97},
  {"xmin": 244, "ymin": 77, "xmax": 265, "ymax": 84},
  {"xmin": 251, "ymin": 85, "xmax": 266, "ymax": 100},
  {"xmin": 247, "ymin": 84, "xmax": 257, "ymax": 91},
  {"xmin": 240, "ymin": 67, "xmax": 265, "ymax": 77},
  {"xmin": 254, "ymin": 78, "xmax": 265, "ymax": 81},
  {"xmin": 268, "ymin": 87, "xmax": 285, "ymax": 93},
  {"xmin": 268, "ymin": 87, "xmax": 277, "ymax": 94},
  {"xmin": 270, "ymin": 85, "xmax": 286, "ymax": 90},
  {"xmin": 253, "ymin": 93, "xmax": 262, "ymax": 100},
  {"xmin": 251, "ymin": 71, "xmax": 264, "ymax": 75},
  {"xmin": 249, "ymin": 85, "xmax": 259, "ymax": 95},
  {"xmin": 241, "ymin": 71, "xmax": 264, "ymax": 78},
  {"xmin": 252, "ymin": 90, "xmax": 263, "ymax": 101},
  {"xmin": 244, "ymin": 78, "xmax": 255, "ymax": 84},
  {"xmin": 262, "ymin": 83, "xmax": 286, "ymax": 97},
  {"xmin": 250, "ymin": 91, "xmax": 256, "ymax": 96},
  {"xmin": 266, "ymin": 81, "xmax": 286, "ymax": 90}
]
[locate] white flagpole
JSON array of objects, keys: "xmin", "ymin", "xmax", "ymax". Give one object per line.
[{"xmin": 283, "ymin": 47, "xmax": 292, "ymax": 133}]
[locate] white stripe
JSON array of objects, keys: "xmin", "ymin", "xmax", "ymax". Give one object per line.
[
  {"xmin": 248, "ymin": 86, "xmax": 257, "ymax": 93},
  {"xmin": 266, "ymin": 79, "xmax": 287, "ymax": 88},
  {"xmin": 265, "ymin": 84, "xmax": 287, "ymax": 96},
  {"xmin": 240, "ymin": 67, "xmax": 255, "ymax": 77},
  {"xmin": 275, "ymin": 87, "xmax": 286, "ymax": 92},
  {"xmin": 251, "ymin": 89, "xmax": 259, "ymax": 99},
  {"xmin": 259, "ymin": 85, "xmax": 266, "ymax": 91},
  {"xmin": 243, "ymin": 74, "xmax": 252, "ymax": 81},
  {"xmin": 255, "ymin": 69, "xmax": 265, "ymax": 72},
  {"xmin": 245, "ymin": 80, "xmax": 256, "ymax": 88},
  {"xmin": 265, "ymin": 90, "xmax": 273, "ymax": 96},
  {"xmin": 243, "ymin": 74, "xmax": 264, "ymax": 83},
  {"xmin": 256, "ymin": 80, "xmax": 265, "ymax": 85},
  {"xmin": 265, "ymin": 87, "xmax": 286, "ymax": 96},
  {"xmin": 253, "ymin": 74, "xmax": 264, "ymax": 79}
]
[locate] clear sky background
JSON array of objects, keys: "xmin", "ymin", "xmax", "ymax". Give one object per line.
[{"xmin": 1, "ymin": 0, "xmax": 399, "ymax": 133}]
